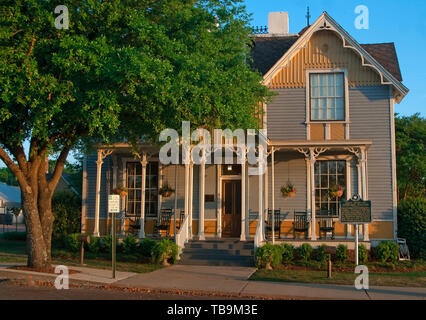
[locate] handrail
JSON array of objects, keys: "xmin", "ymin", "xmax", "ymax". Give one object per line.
[{"xmin": 175, "ymin": 212, "xmax": 189, "ymax": 259}]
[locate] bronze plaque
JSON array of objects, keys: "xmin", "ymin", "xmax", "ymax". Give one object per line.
[{"xmin": 340, "ymin": 200, "xmax": 372, "ymax": 224}]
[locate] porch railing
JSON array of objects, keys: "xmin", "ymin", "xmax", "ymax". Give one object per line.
[{"xmin": 175, "ymin": 212, "xmax": 189, "ymax": 259}]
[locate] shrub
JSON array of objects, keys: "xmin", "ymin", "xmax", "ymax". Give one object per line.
[
  {"xmin": 52, "ymin": 191, "xmax": 81, "ymax": 242},
  {"xmin": 376, "ymin": 241, "xmax": 399, "ymax": 263},
  {"xmin": 122, "ymin": 235, "xmax": 138, "ymax": 254},
  {"xmin": 316, "ymin": 244, "xmax": 327, "ymax": 262},
  {"xmin": 296, "ymin": 243, "xmax": 313, "ymax": 261},
  {"xmin": 397, "ymin": 198, "xmax": 426, "ymax": 259},
  {"xmin": 335, "ymin": 244, "xmax": 349, "ymax": 263},
  {"xmin": 255, "ymin": 244, "xmax": 283, "ymax": 269},
  {"xmin": 281, "ymin": 243, "xmax": 294, "ymax": 263},
  {"xmin": 63, "ymin": 233, "xmax": 80, "ymax": 252},
  {"xmin": 152, "ymin": 239, "xmax": 179, "ymax": 265},
  {"xmin": 0, "ymin": 231, "xmax": 26, "ymax": 241},
  {"xmin": 137, "ymin": 238, "xmax": 156, "ymax": 258},
  {"xmin": 86, "ymin": 236, "xmax": 101, "ymax": 253},
  {"xmin": 99, "ymin": 235, "xmax": 119, "ymax": 254},
  {"xmin": 358, "ymin": 244, "xmax": 368, "ymax": 263}
]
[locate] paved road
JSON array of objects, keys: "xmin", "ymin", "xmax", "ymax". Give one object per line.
[{"xmin": 0, "ymin": 278, "xmax": 238, "ymax": 300}]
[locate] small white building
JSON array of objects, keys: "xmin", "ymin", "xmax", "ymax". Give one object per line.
[{"xmin": 0, "ymin": 181, "xmax": 23, "ymax": 224}]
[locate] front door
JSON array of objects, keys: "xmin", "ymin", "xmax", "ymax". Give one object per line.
[{"xmin": 222, "ymin": 180, "xmax": 241, "ymax": 238}]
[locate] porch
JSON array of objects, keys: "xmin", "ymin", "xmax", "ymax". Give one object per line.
[{"xmin": 81, "ymin": 139, "xmax": 373, "ymax": 249}]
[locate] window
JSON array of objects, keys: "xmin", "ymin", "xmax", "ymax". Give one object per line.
[
  {"xmin": 126, "ymin": 162, "xmax": 158, "ymax": 217},
  {"xmin": 310, "ymin": 73, "xmax": 345, "ymax": 121},
  {"xmin": 314, "ymin": 160, "xmax": 346, "ymax": 216}
]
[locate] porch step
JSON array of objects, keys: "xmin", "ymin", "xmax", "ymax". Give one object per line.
[{"xmin": 178, "ymin": 239, "xmax": 255, "ymax": 267}]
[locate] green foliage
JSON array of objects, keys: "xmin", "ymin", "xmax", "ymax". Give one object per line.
[
  {"xmin": 0, "ymin": 167, "xmax": 18, "ymax": 186},
  {"xmin": 0, "ymin": 231, "xmax": 26, "ymax": 241},
  {"xmin": 63, "ymin": 233, "xmax": 80, "ymax": 252},
  {"xmin": 122, "ymin": 235, "xmax": 138, "ymax": 255},
  {"xmin": 255, "ymin": 244, "xmax": 283, "ymax": 269},
  {"xmin": 316, "ymin": 244, "xmax": 328, "ymax": 262},
  {"xmin": 395, "ymin": 113, "xmax": 426, "ymax": 200},
  {"xmin": 296, "ymin": 243, "xmax": 313, "ymax": 261},
  {"xmin": 99, "ymin": 235, "xmax": 119, "ymax": 254},
  {"xmin": 86, "ymin": 236, "xmax": 101, "ymax": 254},
  {"xmin": 358, "ymin": 244, "xmax": 368, "ymax": 263},
  {"xmin": 398, "ymin": 198, "xmax": 426, "ymax": 259},
  {"xmin": 335, "ymin": 244, "xmax": 349, "ymax": 262},
  {"xmin": 376, "ymin": 241, "xmax": 399, "ymax": 263},
  {"xmin": 151, "ymin": 239, "xmax": 179, "ymax": 264},
  {"xmin": 280, "ymin": 243, "xmax": 294, "ymax": 263},
  {"xmin": 52, "ymin": 191, "xmax": 81, "ymax": 242},
  {"xmin": 137, "ymin": 238, "xmax": 157, "ymax": 258}
]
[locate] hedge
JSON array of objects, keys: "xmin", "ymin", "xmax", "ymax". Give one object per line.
[{"xmin": 397, "ymin": 198, "xmax": 426, "ymax": 259}]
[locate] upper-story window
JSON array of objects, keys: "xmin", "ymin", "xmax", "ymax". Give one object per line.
[{"xmin": 310, "ymin": 73, "xmax": 345, "ymax": 121}]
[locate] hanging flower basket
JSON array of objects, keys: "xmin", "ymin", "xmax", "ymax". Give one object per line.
[
  {"xmin": 159, "ymin": 183, "xmax": 175, "ymax": 198},
  {"xmin": 113, "ymin": 186, "xmax": 128, "ymax": 198},
  {"xmin": 328, "ymin": 184, "xmax": 344, "ymax": 198},
  {"xmin": 281, "ymin": 183, "xmax": 296, "ymax": 198}
]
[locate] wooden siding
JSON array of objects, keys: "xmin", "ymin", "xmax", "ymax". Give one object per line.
[
  {"xmin": 266, "ymin": 152, "xmax": 307, "ymax": 219},
  {"xmin": 330, "ymin": 123, "xmax": 345, "ymax": 140},
  {"xmin": 266, "ymin": 88, "xmax": 306, "ymax": 140},
  {"xmin": 349, "ymin": 86, "xmax": 393, "ymax": 220},
  {"xmin": 269, "ymin": 30, "xmax": 381, "ymax": 88}
]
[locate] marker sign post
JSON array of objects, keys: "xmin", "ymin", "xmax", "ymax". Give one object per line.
[
  {"xmin": 108, "ymin": 194, "xmax": 120, "ymax": 279},
  {"xmin": 340, "ymin": 195, "xmax": 372, "ymax": 265}
]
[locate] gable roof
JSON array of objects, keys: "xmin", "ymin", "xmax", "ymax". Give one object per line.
[{"xmin": 250, "ymin": 12, "xmax": 408, "ymax": 102}]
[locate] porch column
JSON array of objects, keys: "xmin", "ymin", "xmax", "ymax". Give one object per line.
[
  {"xmin": 240, "ymin": 152, "xmax": 246, "ymax": 241},
  {"xmin": 189, "ymin": 161, "xmax": 194, "ymax": 239},
  {"xmin": 184, "ymin": 161, "xmax": 190, "ymax": 225},
  {"xmin": 198, "ymin": 151, "xmax": 206, "ymax": 240},
  {"xmin": 264, "ymin": 160, "xmax": 268, "ymax": 216},
  {"xmin": 271, "ymin": 147, "xmax": 275, "ymax": 244},
  {"xmin": 309, "ymin": 147, "xmax": 317, "ymax": 241},
  {"xmin": 360, "ymin": 147, "xmax": 369, "ymax": 241},
  {"xmin": 138, "ymin": 153, "xmax": 147, "ymax": 238},
  {"xmin": 258, "ymin": 160, "xmax": 265, "ymax": 241},
  {"xmin": 173, "ymin": 164, "xmax": 178, "ymax": 237},
  {"xmin": 94, "ymin": 149, "xmax": 112, "ymax": 237},
  {"xmin": 305, "ymin": 157, "xmax": 312, "ymax": 238},
  {"xmin": 216, "ymin": 164, "xmax": 222, "ymax": 237}
]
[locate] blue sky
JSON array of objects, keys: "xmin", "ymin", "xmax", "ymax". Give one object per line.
[{"xmin": 243, "ymin": 0, "xmax": 426, "ymax": 116}]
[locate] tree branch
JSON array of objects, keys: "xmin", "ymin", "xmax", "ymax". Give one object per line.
[
  {"xmin": 47, "ymin": 143, "xmax": 72, "ymax": 191},
  {"xmin": 0, "ymin": 147, "xmax": 28, "ymax": 190}
]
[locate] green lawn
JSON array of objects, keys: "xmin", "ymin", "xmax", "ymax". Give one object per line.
[
  {"xmin": 0, "ymin": 240, "xmax": 162, "ymax": 274},
  {"xmin": 250, "ymin": 262, "xmax": 426, "ymax": 288}
]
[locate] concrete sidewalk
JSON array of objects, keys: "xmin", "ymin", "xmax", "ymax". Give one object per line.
[
  {"xmin": 1, "ymin": 263, "xmax": 425, "ymax": 300},
  {"xmin": 114, "ymin": 265, "xmax": 426, "ymax": 300}
]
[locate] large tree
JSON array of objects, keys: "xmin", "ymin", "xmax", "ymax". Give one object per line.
[
  {"xmin": 395, "ymin": 113, "xmax": 426, "ymax": 200},
  {"xmin": 0, "ymin": 0, "xmax": 271, "ymax": 269}
]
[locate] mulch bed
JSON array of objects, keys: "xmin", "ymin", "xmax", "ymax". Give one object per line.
[
  {"xmin": 12, "ymin": 266, "xmax": 81, "ymax": 275},
  {"xmin": 277, "ymin": 263, "xmax": 426, "ymax": 273}
]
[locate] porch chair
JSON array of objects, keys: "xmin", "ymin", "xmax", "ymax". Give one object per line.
[
  {"xmin": 266, "ymin": 209, "xmax": 281, "ymax": 239},
  {"xmin": 127, "ymin": 217, "xmax": 141, "ymax": 236},
  {"xmin": 154, "ymin": 208, "xmax": 173, "ymax": 237},
  {"xmin": 317, "ymin": 210, "xmax": 336, "ymax": 240},
  {"xmin": 293, "ymin": 211, "xmax": 309, "ymax": 239}
]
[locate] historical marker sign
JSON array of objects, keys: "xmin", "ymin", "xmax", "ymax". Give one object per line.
[{"xmin": 340, "ymin": 199, "xmax": 372, "ymax": 224}]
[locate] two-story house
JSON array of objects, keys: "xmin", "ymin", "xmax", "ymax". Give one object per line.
[{"xmin": 81, "ymin": 12, "xmax": 408, "ymax": 263}]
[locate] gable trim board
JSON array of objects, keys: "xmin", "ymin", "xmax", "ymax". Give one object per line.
[{"xmin": 262, "ymin": 12, "xmax": 408, "ymax": 103}]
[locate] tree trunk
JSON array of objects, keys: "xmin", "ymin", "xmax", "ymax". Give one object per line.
[
  {"xmin": 38, "ymin": 190, "xmax": 54, "ymax": 261},
  {"xmin": 21, "ymin": 191, "xmax": 50, "ymax": 270}
]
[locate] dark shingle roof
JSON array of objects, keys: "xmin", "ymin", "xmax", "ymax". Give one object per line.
[
  {"xmin": 250, "ymin": 33, "xmax": 403, "ymax": 82},
  {"xmin": 360, "ymin": 43, "xmax": 402, "ymax": 81}
]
